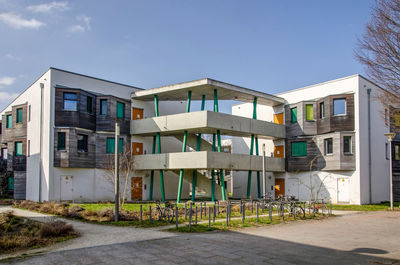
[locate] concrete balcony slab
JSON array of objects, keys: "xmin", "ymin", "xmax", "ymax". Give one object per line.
[
  {"xmin": 131, "ymin": 111, "xmax": 285, "ymax": 139},
  {"xmin": 133, "ymin": 151, "xmax": 285, "ymax": 172}
]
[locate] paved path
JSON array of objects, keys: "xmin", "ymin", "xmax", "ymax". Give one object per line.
[{"xmin": 2, "ymin": 209, "xmax": 399, "ymax": 265}]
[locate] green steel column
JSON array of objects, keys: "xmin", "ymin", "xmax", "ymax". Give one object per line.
[
  {"xmin": 211, "ymin": 133, "xmax": 216, "ymax": 201},
  {"xmin": 154, "ymin": 95, "xmax": 165, "ymax": 202},
  {"xmin": 149, "ymin": 136, "xmax": 156, "ymax": 200},
  {"xmin": 177, "ymin": 91, "xmax": 192, "ymax": 203},
  {"xmin": 255, "ymin": 136, "xmax": 261, "ymax": 198},
  {"xmin": 191, "ymin": 95, "xmax": 206, "ymax": 201},
  {"xmin": 213, "ymin": 89, "xmax": 226, "ymax": 201},
  {"xmin": 246, "ymin": 97, "xmax": 258, "ymax": 199}
]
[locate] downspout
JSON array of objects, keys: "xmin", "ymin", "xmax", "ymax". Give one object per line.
[
  {"xmin": 367, "ymin": 88, "xmax": 372, "ymax": 204},
  {"xmin": 39, "ymin": 83, "xmax": 44, "ymax": 202}
]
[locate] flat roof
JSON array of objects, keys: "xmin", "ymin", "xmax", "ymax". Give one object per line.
[{"xmin": 132, "ymin": 78, "xmax": 285, "ymax": 106}]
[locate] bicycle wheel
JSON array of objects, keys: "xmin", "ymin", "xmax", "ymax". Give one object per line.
[
  {"xmin": 164, "ymin": 207, "xmax": 174, "ymax": 223},
  {"xmin": 152, "ymin": 207, "xmax": 162, "ymax": 221}
]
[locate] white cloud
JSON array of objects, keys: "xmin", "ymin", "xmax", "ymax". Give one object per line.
[
  {"xmin": 27, "ymin": 1, "xmax": 70, "ymax": 13},
  {"xmin": 0, "ymin": 13, "xmax": 45, "ymax": 29},
  {"xmin": 0, "ymin": 91, "xmax": 19, "ymax": 102},
  {"xmin": 68, "ymin": 15, "xmax": 91, "ymax": 33},
  {"xmin": 0, "ymin": 76, "xmax": 16, "ymax": 86},
  {"xmin": 67, "ymin": 24, "xmax": 84, "ymax": 33},
  {"xmin": 5, "ymin": 53, "xmax": 20, "ymax": 60}
]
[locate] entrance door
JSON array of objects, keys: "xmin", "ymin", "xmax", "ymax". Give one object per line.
[
  {"xmin": 274, "ymin": 146, "xmax": 284, "ymax": 158},
  {"xmin": 132, "ymin": 108, "xmax": 143, "ymax": 120},
  {"xmin": 60, "ymin": 176, "xmax": 73, "ymax": 201},
  {"xmin": 337, "ymin": 178, "xmax": 350, "ymax": 203},
  {"xmin": 275, "ymin": 178, "xmax": 285, "ymax": 198},
  {"xmin": 131, "ymin": 177, "xmax": 142, "ymax": 200},
  {"xmin": 132, "ymin": 142, "xmax": 143, "ymax": 155}
]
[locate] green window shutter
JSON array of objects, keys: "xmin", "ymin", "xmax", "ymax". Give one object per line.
[
  {"xmin": 117, "ymin": 102, "xmax": 125, "ymax": 119},
  {"xmin": 119, "ymin": 138, "xmax": 123, "ymax": 154},
  {"xmin": 15, "ymin": 142, "xmax": 23, "ymax": 156},
  {"xmin": 16, "ymin": 108, "xmax": 23, "ymax": 123},
  {"xmin": 106, "ymin": 138, "xmax": 115, "ymax": 154},
  {"xmin": 306, "ymin": 105, "xmax": 313, "ymax": 121},
  {"xmin": 8, "ymin": 177, "xmax": 14, "ymax": 190},
  {"xmin": 6, "ymin": 115, "xmax": 12, "ymax": 128},
  {"xmin": 291, "ymin": 108, "xmax": 297, "ymax": 123},
  {"xmin": 291, "ymin": 141, "xmax": 307, "ymax": 157},
  {"xmin": 58, "ymin": 132, "xmax": 66, "ymax": 150}
]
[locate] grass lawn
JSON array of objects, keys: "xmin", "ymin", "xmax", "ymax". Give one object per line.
[{"xmin": 331, "ymin": 202, "xmax": 400, "ymax": 211}]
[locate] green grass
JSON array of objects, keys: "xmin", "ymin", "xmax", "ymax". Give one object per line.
[
  {"xmin": 169, "ymin": 214, "xmax": 324, "ymax": 233},
  {"xmin": 331, "ymin": 202, "xmax": 400, "ymax": 211}
]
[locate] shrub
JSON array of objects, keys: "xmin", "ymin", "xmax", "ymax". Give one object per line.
[{"xmin": 39, "ymin": 221, "xmax": 74, "ymax": 238}]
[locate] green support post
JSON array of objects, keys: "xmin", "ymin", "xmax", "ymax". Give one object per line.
[
  {"xmin": 213, "ymin": 89, "xmax": 226, "ymax": 201},
  {"xmin": 211, "ymin": 133, "xmax": 216, "ymax": 202},
  {"xmin": 177, "ymin": 91, "xmax": 191, "ymax": 203},
  {"xmin": 255, "ymin": 136, "xmax": 261, "ymax": 198},
  {"xmin": 191, "ymin": 95, "xmax": 206, "ymax": 201},
  {"xmin": 246, "ymin": 97, "xmax": 258, "ymax": 199},
  {"xmin": 149, "ymin": 136, "xmax": 156, "ymax": 200},
  {"xmin": 154, "ymin": 95, "xmax": 165, "ymax": 202}
]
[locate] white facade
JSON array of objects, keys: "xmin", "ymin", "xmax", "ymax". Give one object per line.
[{"xmin": 232, "ymin": 75, "xmax": 390, "ymax": 204}]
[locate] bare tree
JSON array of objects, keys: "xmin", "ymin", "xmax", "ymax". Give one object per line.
[
  {"xmin": 355, "ymin": 0, "xmax": 400, "ymax": 108},
  {"xmin": 103, "ymin": 144, "xmax": 136, "ymax": 207}
]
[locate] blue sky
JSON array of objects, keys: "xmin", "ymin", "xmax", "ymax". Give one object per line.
[{"xmin": 0, "ymin": 0, "xmax": 374, "ymax": 112}]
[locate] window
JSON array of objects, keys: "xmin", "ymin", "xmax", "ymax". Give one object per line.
[
  {"xmin": 320, "ymin": 102, "xmax": 325, "ymax": 119},
  {"xmin": 15, "ymin": 142, "xmax": 23, "ymax": 156},
  {"xmin": 27, "ymin": 140, "xmax": 30, "ymax": 157},
  {"xmin": 395, "ymin": 113, "xmax": 400, "ymax": 127},
  {"xmin": 395, "ymin": 144, "xmax": 400, "ymax": 160},
  {"xmin": 0, "ymin": 123, "xmax": 2, "ymax": 134},
  {"xmin": 343, "ymin": 136, "xmax": 352, "ymax": 154},
  {"xmin": 58, "ymin": 132, "xmax": 66, "ymax": 151},
  {"xmin": 86, "ymin": 96, "xmax": 93, "ymax": 114},
  {"xmin": 16, "ymin": 108, "xmax": 23, "ymax": 123},
  {"xmin": 100, "ymin": 99, "xmax": 107, "ymax": 115},
  {"xmin": 28, "ymin": 105, "xmax": 31, "ymax": 122},
  {"xmin": 290, "ymin": 107, "xmax": 297, "ymax": 123},
  {"xmin": 6, "ymin": 114, "xmax": 12, "ymax": 128},
  {"xmin": 77, "ymin": 134, "xmax": 88, "ymax": 152},
  {"xmin": 324, "ymin": 138, "xmax": 333, "ymax": 155},
  {"xmin": 117, "ymin": 102, "xmax": 125, "ymax": 119},
  {"xmin": 333, "ymin": 98, "xmax": 346, "ymax": 116},
  {"xmin": 106, "ymin": 137, "xmax": 123, "ymax": 154},
  {"xmin": 385, "ymin": 109, "xmax": 388, "ymax": 126},
  {"xmin": 2, "ymin": 148, "xmax": 7, "ymax": 160},
  {"xmin": 386, "ymin": 143, "xmax": 389, "ymax": 160},
  {"xmin": 291, "ymin": 141, "xmax": 307, "ymax": 157},
  {"xmin": 63, "ymin": 92, "xmax": 77, "ymax": 111},
  {"xmin": 306, "ymin": 104, "xmax": 313, "ymax": 121}
]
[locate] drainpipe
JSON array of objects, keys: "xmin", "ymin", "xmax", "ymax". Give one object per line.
[
  {"xmin": 39, "ymin": 83, "xmax": 44, "ymax": 202},
  {"xmin": 367, "ymin": 88, "xmax": 372, "ymax": 204}
]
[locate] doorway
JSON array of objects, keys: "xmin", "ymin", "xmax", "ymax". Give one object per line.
[
  {"xmin": 275, "ymin": 178, "xmax": 285, "ymax": 198},
  {"xmin": 131, "ymin": 177, "xmax": 142, "ymax": 200},
  {"xmin": 337, "ymin": 178, "xmax": 350, "ymax": 203}
]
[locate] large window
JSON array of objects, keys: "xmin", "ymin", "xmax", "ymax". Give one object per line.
[
  {"xmin": 306, "ymin": 104, "xmax": 313, "ymax": 121},
  {"xmin": 395, "ymin": 144, "xmax": 400, "ymax": 160},
  {"xmin": 58, "ymin": 132, "xmax": 66, "ymax": 151},
  {"xmin": 324, "ymin": 138, "xmax": 333, "ymax": 155},
  {"xmin": 86, "ymin": 96, "xmax": 93, "ymax": 114},
  {"xmin": 343, "ymin": 136, "xmax": 352, "ymax": 154},
  {"xmin": 333, "ymin": 98, "xmax": 346, "ymax": 116},
  {"xmin": 291, "ymin": 107, "xmax": 297, "ymax": 123},
  {"xmin": 291, "ymin": 141, "xmax": 307, "ymax": 157},
  {"xmin": 100, "ymin": 99, "xmax": 107, "ymax": 115},
  {"xmin": 15, "ymin": 141, "xmax": 23, "ymax": 156},
  {"xmin": 6, "ymin": 114, "xmax": 12, "ymax": 129},
  {"xmin": 77, "ymin": 134, "xmax": 88, "ymax": 152},
  {"xmin": 320, "ymin": 102, "xmax": 325, "ymax": 119},
  {"xmin": 16, "ymin": 108, "xmax": 23, "ymax": 123},
  {"xmin": 117, "ymin": 102, "xmax": 125, "ymax": 119},
  {"xmin": 395, "ymin": 113, "xmax": 400, "ymax": 127},
  {"xmin": 106, "ymin": 137, "xmax": 123, "ymax": 154},
  {"xmin": 63, "ymin": 92, "xmax": 77, "ymax": 111}
]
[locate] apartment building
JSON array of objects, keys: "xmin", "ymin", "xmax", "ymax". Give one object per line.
[
  {"xmin": 1, "ymin": 68, "xmax": 397, "ymax": 204},
  {"xmin": 233, "ymin": 74, "xmax": 398, "ymax": 205}
]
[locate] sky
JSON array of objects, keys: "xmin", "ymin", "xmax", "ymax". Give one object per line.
[{"xmin": 0, "ymin": 0, "xmax": 375, "ymax": 112}]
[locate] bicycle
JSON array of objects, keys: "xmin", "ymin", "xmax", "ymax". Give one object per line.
[
  {"xmin": 152, "ymin": 201, "xmax": 175, "ymax": 223},
  {"xmin": 310, "ymin": 200, "xmax": 328, "ymax": 215}
]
